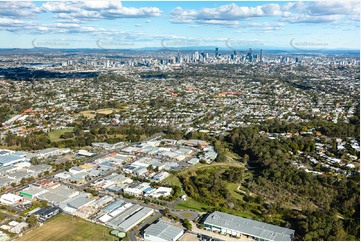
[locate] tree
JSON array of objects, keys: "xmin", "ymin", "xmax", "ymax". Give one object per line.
[
  {"xmin": 26, "ymin": 214, "xmax": 38, "ymax": 227},
  {"xmin": 182, "ymin": 219, "xmax": 192, "ymax": 230},
  {"xmin": 147, "ymin": 165, "xmax": 154, "ymax": 171},
  {"xmin": 162, "ymin": 208, "xmax": 170, "ymax": 216},
  {"xmin": 40, "ymin": 200, "xmax": 48, "ymax": 208}
]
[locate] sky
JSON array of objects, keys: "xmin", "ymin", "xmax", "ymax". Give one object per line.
[{"xmin": 0, "ymin": 0, "xmax": 359, "ymax": 50}]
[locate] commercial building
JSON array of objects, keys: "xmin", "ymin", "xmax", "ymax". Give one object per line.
[
  {"xmin": 151, "ymin": 172, "xmax": 170, "ymax": 181},
  {"xmin": 36, "ymin": 148, "xmax": 70, "ymax": 158},
  {"xmin": 203, "ymin": 211, "xmax": 295, "ymax": 241},
  {"xmin": 123, "ymin": 182, "xmax": 151, "ymax": 197},
  {"xmin": 0, "ymin": 154, "xmax": 28, "ymax": 167},
  {"xmin": 0, "ymin": 193, "xmax": 23, "ymax": 206},
  {"xmin": 19, "ymin": 185, "xmax": 47, "ymax": 199},
  {"xmin": 0, "ymin": 177, "xmax": 14, "ymax": 188},
  {"xmin": 33, "ymin": 206, "xmax": 60, "ymax": 222},
  {"xmin": 144, "ymin": 220, "xmax": 184, "ymax": 241},
  {"xmin": 27, "ymin": 164, "xmax": 52, "ymax": 175},
  {"xmin": 117, "ymin": 207, "xmax": 154, "ymax": 232},
  {"xmin": 107, "ymin": 204, "xmax": 142, "ymax": 228},
  {"xmin": 101, "ymin": 199, "xmax": 125, "ymax": 214},
  {"xmin": 145, "ymin": 187, "xmax": 172, "ymax": 198},
  {"xmin": 77, "ymin": 150, "xmax": 96, "ymax": 157}
]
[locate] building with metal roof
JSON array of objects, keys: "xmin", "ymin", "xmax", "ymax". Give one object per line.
[
  {"xmin": 0, "ymin": 154, "xmax": 27, "ymax": 167},
  {"xmin": 19, "ymin": 186, "xmax": 47, "ymax": 199},
  {"xmin": 107, "ymin": 204, "xmax": 142, "ymax": 228},
  {"xmin": 37, "ymin": 192, "xmax": 71, "ymax": 205},
  {"xmin": 0, "ymin": 177, "xmax": 14, "ymax": 188},
  {"xmin": 7, "ymin": 171, "xmax": 33, "ymax": 182},
  {"xmin": 67, "ymin": 197, "xmax": 93, "ymax": 209},
  {"xmin": 117, "ymin": 207, "xmax": 154, "ymax": 232},
  {"xmin": 144, "ymin": 220, "xmax": 184, "ymax": 241},
  {"xmin": 27, "ymin": 164, "xmax": 52, "ymax": 175},
  {"xmin": 203, "ymin": 211, "xmax": 294, "ymax": 241},
  {"xmin": 101, "ymin": 199, "xmax": 125, "ymax": 213},
  {"xmin": 0, "ymin": 193, "xmax": 23, "ymax": 206}
]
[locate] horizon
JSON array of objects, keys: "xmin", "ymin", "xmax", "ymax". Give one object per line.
[{"xmin": 0, "ymin": 1, "xmax": 359, "ymax": 50}]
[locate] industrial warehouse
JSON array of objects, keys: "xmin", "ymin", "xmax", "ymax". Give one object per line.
[
  {"xmin": 204, "ymin": 211, "xmax": 295, "ymax": 241},
  {"xmin": 143, "ymin": 220, "xmax": 184, "ymax": 241}
]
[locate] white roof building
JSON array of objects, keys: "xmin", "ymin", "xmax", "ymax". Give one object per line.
[
  {"xmin": 0, "ymin": 193, "xmax": 23, "ymax": 206},
  {"xmin": 144, "ymin": 220, "xmax": 184, "ymax": 241}
]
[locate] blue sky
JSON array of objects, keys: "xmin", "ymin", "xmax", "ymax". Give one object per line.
[{"xmin": 0, "ymin": 0, "xmax": 359, "ymax": 49}]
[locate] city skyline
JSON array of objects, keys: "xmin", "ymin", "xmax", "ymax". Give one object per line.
[{"xmin": 0, "ymin": 0, "xmax": 359, "ymax": 50}]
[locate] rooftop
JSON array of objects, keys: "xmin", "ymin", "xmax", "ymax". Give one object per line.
[
  {"xmin": 144, "ymin": 219, "xmax": 184, "ymax": 241},
  {"xmin": 204, "ymin": 211, "xmax": 295, "ymax": 241}
]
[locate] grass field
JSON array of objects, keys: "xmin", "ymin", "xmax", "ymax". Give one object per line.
[
  {"xmin": 48, "ymin": 128, "xmax": 74, "ymax": 142},
  {"xmin": 174, "ymin": 197, "xmax": 211, "ymax": 212},
  {"xmin": 227, "ymin": 183, "xmax": 245, "ymax": 201},
  {"xmin": 18, "ymin": 213, "xmax": 115, "ymax": 241},
  {"xmin": 163, "ymin": 175, "xmax": 182, "ymax": 187},
  {"xmin": 78, "ymin": 108, "xmax": 120, "ymax": 118}
]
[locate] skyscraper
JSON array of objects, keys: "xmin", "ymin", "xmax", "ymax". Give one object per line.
[
  {"xmin": 215, "ymin": 48, "xmax": 219, "ymax": 58},
  {"xmin": 247, "ymin": 48, "xmax": 253, "ymax": 62},
  {"xmin": 194, "ymin": 51, "xmax": 199, "ymax": 61},
  {"xmin": 259, "ymin": 49, "xmax": 263, "ymax": 63}
]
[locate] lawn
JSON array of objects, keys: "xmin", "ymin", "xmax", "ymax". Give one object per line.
[
  {"xmin": 48, "ymin": 128, "xmax": 74, "ymax": 142},
  {"xmin": 174, "ymin": 197, "xmax": 211, "ymax": 212},
  {"xmin": 226, "ymin": 183, "xmax": 245, "ymax": 201},
  {"xmin": 163, "ymin": 175, "xmax": 182, "ymax": 187},
  {"xmin": 17, "ymin": 213, "xmax": 116, "ymax": 241}
]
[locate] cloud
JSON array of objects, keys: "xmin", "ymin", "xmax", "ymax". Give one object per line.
[
  {"xmin": 41, "ymin": 0, "xmax": 161, "ymax": 21},
  {"xmin": 82, "ymin": 0, "xmax": 122, "ymax": 10},
  {"xmin": 0, "ymin": 18, "xmax": 28, "ymax": 28},
  {"xmin": 282, "ymin": 1, "xmax": 360, "ymax": 24},
  {"xmin": 103, "ymin": 7, "xmax": 161, "ymax": 18},
  {"xmin": 307, "ymin": 1, "xmax": 359, "ymax": 16},
  {"xmin": 0, "ymin": 1, "xmax": 40, "ymax": 17},
  {"xmin": 171, "ymin": 2, "xmax": 360, "ymax": 27},
  {"xmin": 285, "ymin": 14, "xmax": 343, "ymax": 23},
  {"xmin": 170, "ymin": 3, "xmax": 283, "ymax": 24}
]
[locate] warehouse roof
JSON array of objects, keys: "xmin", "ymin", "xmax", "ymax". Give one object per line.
[
  {"xmin": 107, "ymin": 204, "xmax": 141, "ymax": 227},
  {"xmin": 101, "ymin": 199, "xmax": 125, "ymax": 213},
  {"xmin": 49, "ymin": 185, "xmax": 78, "ymax": 197},
  {"xmin": 0, "ymin": 155, "xmax": 26, "ymax": 165},
  {"xmin": 204, "ymin": 211, "xmax": 294, "ymax": 241},
  {"xmin": 37, "ymin": 192, "xmax": 69, "ymax": 205},
  {"xmin": 67, "ymin": 196, "xmax": 92, "ymax": 209},
  {"xmin": 117, "ymin": 207, "xmax": 154, "ymax": 232},
  {"xmin": 144, "ymin": 220, "xmax": 184, "ymax": 241},
  {"xmin": 27, "ymin": 164, "xmax": 52, "ymax": 173},
  {"xmin": 20, "ymin": 186, "xmax": 46, "ymax": 197}
]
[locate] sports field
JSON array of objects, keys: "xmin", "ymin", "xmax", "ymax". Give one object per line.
[
  {"xmin": 78, "ymin": 108, "xmax": 120, "ymax": 118},
  {"xmin": 17, "ymin": 213, "xmax": 115, "ymax": 241}
]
